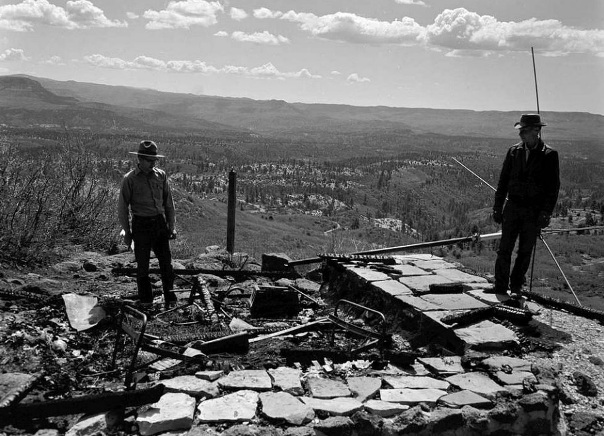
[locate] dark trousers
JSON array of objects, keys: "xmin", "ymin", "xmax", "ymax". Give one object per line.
[
  {"xmin": 495, "ymin": 202, "xmax": 540, "ymax": 293},
  {"xmin": 132, "ymin": 215, "xmax": 174, "ymax": 303}
]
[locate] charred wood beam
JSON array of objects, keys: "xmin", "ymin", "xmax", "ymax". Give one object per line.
[{"xmin": 0, "ymin": 384, "xmax": 164, "ymax": 421}]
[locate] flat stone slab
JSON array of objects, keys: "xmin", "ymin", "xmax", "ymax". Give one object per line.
[
  {"xmin": 0, "ymin": 373, "xmax": 37, "ymax": 407},
  {"xmin": 348, "ymin": 267, "xmax": 392, "ymax": 282},
  {"xmin": 433, "ymin": 268, "xmax": 488, "ymax": 283},
  {"xmin": 482, "ymin": 356, "xmax": 533, "ymax": 372},
  {"xmin": 445, "ymin": 373, "xmax": 507, "ymax": 399},
  {"xmin": 412, "ymin": 259, "xmax": 457, "ymax": 270},
  {"xmin": 307, "ymin": 377, "xmax": 351, "ymax": 399},
  {"xmin": 197, "ymin": 390, "xmax": 259, "ymax": 423},
  {"xmin": 218, "ymin": 370, "xmax": 272, "ymax": 391},
  {"xmin": 364, "ymin": 399, "xmax": 409, "ymax": 417},
  {"xmin": 398, "ymin": 275, "xmax": 456, "ymax": 294},
  {"xmin": 371, "ymin": 280, "xmax": 413, "ymax": 297},
  {"xmin": 300, "ymin": 396, "xmax": 363, "ymax": 416},
  {"xmin": 466, "ymin": 289, "xmax": 511, "ymax": 305},
  {"xmin": 138, "ymin": 392, "xmax": 195, "ymax": 436},
  {"xmin": 260, "ymin": 392, "xmax": 315, "ymax": 425},
  {"xmin": 387, "ymin": 264, "xmax": 431, "ymax": 276},
  {"xmin": 394, "ymin": 294, "xmax": 441, "ymax": 311},
  {"xmin": 160, "ymin": 375, "xmax": 219, "ymax": 398},
  {"xmin": 195, "ymin": 370, "xmax": 224, "ymax": 382},
  {"xmin": 420, "ymin": 293, "xmax": 489, "ymax": 311},
  {"xmin": 268, "ymin": 367, "xmax": 303, "ymax": 395},
  {"xmin": 417, "ymin": 356, "xmax": 465, "ymax": 376},
  {"xmin": 438, "ymin": 390, "xmax": 493, "ymax": 409},
  {"xmin": 383, "ymin": 375, "xmax": 449, "ymax": 390},
  {"xmin": 454, "ymin": 320, "xmax": 518, "ymax": 348},
  {"xmin": 495, "ymin": 371, "xmax": 538, "ymax": 386},
  {"xmin": 346, "ymin": 377, "xmax": 382, "ymax": 402},
  {"xmin": 379, "ymin": 388, "xmax": 447, "ymax": 405}
]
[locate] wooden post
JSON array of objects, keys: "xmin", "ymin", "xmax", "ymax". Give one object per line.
[{"xmin": 226, "ymin": 169, "xmax": 236, "ymax": 254}]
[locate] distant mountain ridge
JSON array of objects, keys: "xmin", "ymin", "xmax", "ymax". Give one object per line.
[{"xmin": 1, "ymin": 74, "xmax": 603, "ymax": 142}]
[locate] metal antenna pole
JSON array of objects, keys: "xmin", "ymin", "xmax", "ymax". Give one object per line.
[{"xmin": 531, "ymin": 47, "xmax": 540, "ymax": 114}]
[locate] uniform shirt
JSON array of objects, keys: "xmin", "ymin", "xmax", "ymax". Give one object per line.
[{"xmin": 118, "ymin": 166, "xmax": 176, "ymax": 232}]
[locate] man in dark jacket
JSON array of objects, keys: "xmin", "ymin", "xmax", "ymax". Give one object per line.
[
  {"xmin": 492, "ymin": 114, "xmax": 560, "ymax": 295},
  {"xmin": 118, "ymin": 140, "xmax": 177, "ymax": 309}
]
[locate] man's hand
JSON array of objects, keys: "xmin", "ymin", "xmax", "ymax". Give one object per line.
[
  {"xmin": 537, "ymin": 211, "xmax": 551, "ymax": 229},
  {"xmin": 492, "ymin": 210, "xmax": 503, "ymax": 225},
  {"xmin": 120, "ymin": 229, "xmax": 133, "ymax": 249}
]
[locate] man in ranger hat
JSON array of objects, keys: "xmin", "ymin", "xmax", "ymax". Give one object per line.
[
  {"xmin": 491, "ymin": 114, "xmax": 560, "ymax": 296},
  {"xmin": 118, "ymin": 140, "xmax": 177, "ymax": 309}
]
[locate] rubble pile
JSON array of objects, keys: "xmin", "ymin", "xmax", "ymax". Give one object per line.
[{"xmin": 0, "ymin": 249, "xmax": 601, "ymax": 435}]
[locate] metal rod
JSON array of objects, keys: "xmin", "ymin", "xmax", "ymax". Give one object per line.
[
  {"xmin": 538, "ymin": 234, "xmax": 582, "ymax": 306},
  {"xmin": 531, "ymin": 47, "xmax": 540, "ymax": 114},
  {"xmin": 227, "ymin": 169, "xmax": 237, "ymax": 254},
  {"xmin": 452, "ymin": 158, "xmax": 497, "ymax": 191}
]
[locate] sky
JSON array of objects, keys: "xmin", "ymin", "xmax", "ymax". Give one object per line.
[{"xmin": 0, "ymin": 0, "xmax": 603, "ymax": 114}]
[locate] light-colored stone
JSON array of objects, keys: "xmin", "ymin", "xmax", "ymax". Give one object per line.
[
  {"xmin": 482, "ymin": 356, "xmax": 533, "ymax": 372},
  {"xmin": 197, "ymin": 390, "xmax": 259, "ymax": 423},
  {"xmin": 346, "ymin": 376, "xmax": 382, "ymax": 402},
  {"xmin": 307, "ymin": 377, "xmax": 351, "ymax": 399},
  {"xmin": 417, "ymin": 356, "xmax": 464, "ymax": 375},
  {"xmin": 260, "ymin": 391, "xmax": 315, "ymax": 425},
  {"xmin": 160, "ymin": 375, "xmax": 219, "ymax": 398},
  {"xmin": 348, "ymin": 267, "xmax": 392, "ymax": 282},
  {"xmin": 445, "ymin": 372, "xmax": 508, "ymax": 399},
  {"xmin": 218, "ymin": 370, "xmax": 272, "ymax": 391},
  {"xmin": 380, "ymin": 388, "xmax": 447, "ymax": 405},
  {"xmin": 438, "ymin": 390, "xmax": 493, "ymax": 409},
  {"xmin": 398, "ymin": 275, "xmax": 456, "ymax": 294},
  {"xmin": 420, "ymin": 293, "xmax": 489, "ymax": 311},
  {"xmin": 394, "ymin": 294, "xmax": 441, "ymax": 311},
  {"xmin": 372, "ymin": 280, "xmax": 413, "ymax": 297},
  {"xmin": 195, "ymin": 370, "xmax": 224, "ymax": 382},
  {"xmin": 495, "ymin": 371, "xmax": 538, "ymax": 386},
  {"xmin": 364, "ymin": 399, "xmax": 409, "ymax": 417},
  {"xmin": 268, "ymin": 367, "xmax": 304, "ymax": 395},
  {"xmin": 387, "ymin": 264, "xmax": 431, "ymax": 276},
  {"xmin": 433, "ymin": 268, "xmax": 488, "ymax": 283},
  {"xmin": 65, "ymin": 414, "xmax": 106, "ymax": 436},
  {"xmin": 455, "ymin": 320, "xmax": 518, "ymax": 348},
  {"xmin": 137, "ymin": 393, "xmax": 195, "ymax": 436},
  {"xmin": 412, "ymin": 259, "xmax": 457, "ymax": 270},
  {"xmin": 299, "ymin": 396, "xmax": 363, "ymax": 416},
  {"xmin": 383, "ymin": 375, "xmax": 450, "ymax": 390}
]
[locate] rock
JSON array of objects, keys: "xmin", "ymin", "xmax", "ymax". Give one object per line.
[
  {"xmin": 445, "ymin": 372, "xmax": 507, "ymax": 399},
  {"xmin": 65, "ymin": 414, "xmax": 107, "ymax": 436},
  {"xmin": 350, "ymin": 410, "xmax": 384, "ymax": 436},
  {"xmin": 137, "ymin": 392, "xmax": 195, "ymax": 435},
  {"xmin": 383, "ymin": 375, "xmax": 449, "ymax": 390},
  {"xmin": 82, "ymin": 260, "xmax": 98, "ymax": 272},
  {"xmin": 260, "ymin": 391, "xmax": 315, "ymax": 425},
  {"xmin": 160, "ymin": 375, "xmax": 219, "ymax": 398},
  {"xmin": 518, "ymin": 391, "xmax": 550, "ymax": 412},
  {"xmin": 588, "ymin": 355, "xmax": 604, "ymax": 366},
  {"xmin": 312, "ymin": 416, "xmax": 354, "ymax": 436},
  {"xmin": 346, "ymin": 376, "xmax": 382, "ymax": 402},
  {"xmin": 197, "ymin": 390, "xmax": 259, "ymax": 423},
  {"xmin": 438, "ymin": 390, "xmax": 493, "ymax": 409},
  {"xmin": 268, "ymin": 367, "xmax": 304, "ymax": 395},
  {"xmin": 364, "ymin": 399, "xmax": 409, "ymax": 417},
  {"xmin": 300, "ymin": 396, "xmax": 363, "ymax": 416},
  {"xmin": 307, "ymin": 377, "xmax": 351, "ymax": 399},
  {"xmin": 573, "ymin": 371, "xmax": 598, "ymax": 397},
  {"xmin": 218, "ymin": 369, "xmax": 272, "ymax": 391},
  {"xmin": 379, "ymin": 388, "xmax": 447, "ymax": 406}
]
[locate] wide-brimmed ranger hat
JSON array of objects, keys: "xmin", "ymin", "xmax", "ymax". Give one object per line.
[
  {"xmin": 514, "ymin": 113, "xmax": 547, "ymax": 129},
  {"xmin": 129, "ymin": 140, "xmax": 165, "ymax": 159}
]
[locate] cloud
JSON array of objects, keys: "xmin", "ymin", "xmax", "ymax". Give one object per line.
[
  {"xmin": 143, "ymin": 0, "xmax": 224, "ymax": 30},
  {"xmin": 255, "ymin": 7, "xmax": 604, "ymax": 56},
  {"xmin": 230, "ymin": 7, "xmax": 247, "ymax": 21},
  {"xmin": 43, "ymin": 55, "xmax": 64, "ymax": 64},
  {"xmin": 231, "ymin": 31, "xmax": 289, "ymax": 45},
  {"xmin": 126, "ymin": 12, "xmax": 139, "ymax": 20},
  {"xmin": 424, "ymin": 8, "xmax": 604, "ymax": 56},
  {"xmin": 82, "ymin": 54, "xmax": 321, "ymax": 79},
  {"xmin": 347, "ymin": 73, "xmax": 370, "ymax": 83},
  {"xmin": 214, "ymin": 30, "xmax": 228, "ymax": 37},
  {"xmin": 395, "ymin": 0, "xmax": 428, "ymax": 7},
  {"xmin": 0, "ymin": 0, "xmax": 126, "ymax": 31},
  {"xmin": 256, "ymin": 9, "xmax": 424, "ymax": 44},
  {"xmin": 0, "ymin": 47, "xmax": 28, "ymax": 61}
]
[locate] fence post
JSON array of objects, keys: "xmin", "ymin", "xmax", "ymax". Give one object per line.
[{"xmin": 226, "ymin": 169, "xmax": 236, "ymax": 254}]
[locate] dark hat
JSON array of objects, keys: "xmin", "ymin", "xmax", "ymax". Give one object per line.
[
  {"xmin": 129, "ymin": 140, "xmax": 165, "ymax": 159},
  {"xmin": 514, "ymin": 113, "xmax": 546, "ymax": 129}
]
